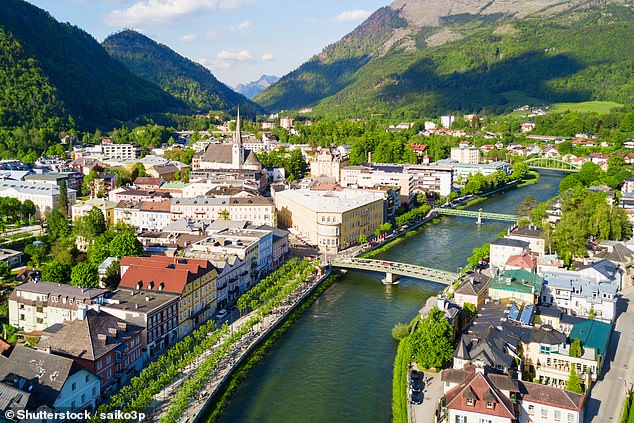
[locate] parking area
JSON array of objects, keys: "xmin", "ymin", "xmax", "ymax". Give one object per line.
[{"xmin": 410, "ymin": 367, "xmax": 444, "ymax": 423}]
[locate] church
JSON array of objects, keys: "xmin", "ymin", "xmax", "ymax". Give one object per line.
[{"xmin": 192, "ymin": 110, "xmax": 263, "ymax": 172}]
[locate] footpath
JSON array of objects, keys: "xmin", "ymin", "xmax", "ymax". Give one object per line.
[{"xmin": 149, "ymin": 266, "xmax": 332, "ymax": 423}]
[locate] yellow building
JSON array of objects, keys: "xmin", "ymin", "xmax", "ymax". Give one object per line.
[
  {"xmin": 275, "ymin": 189, "xmax": 385, "ymax": 252},
  {"xmin": 119, "ymin": 256, "xmax": 218, "ymax": 339},
  {"xmin": 71, "ymin": 198, "xmax": 117, "ymax": 225}
]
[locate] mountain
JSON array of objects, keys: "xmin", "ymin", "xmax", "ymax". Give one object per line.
[
  {"xmin": 235, "ymin": 75, "xmax": 280, "ymax": 99},
  {"xmin": 102, "ymin": 30, "xmax": 262, "ymax": 114},
  {"xmin": 0, "ymin": 0, "xmax": 185, "ymax": 130},
  {"xmin": 256, "ymin": 0, "xmax": 634, "ymax": 117}
]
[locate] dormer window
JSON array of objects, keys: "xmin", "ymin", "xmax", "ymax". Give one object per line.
[
  {"xmin": 467, "ymin": 398, "xmax": 474, "ymax": 406},
  {"xmin": 487, "ymin": 401, "xmax": 493, "ymax": 409}
]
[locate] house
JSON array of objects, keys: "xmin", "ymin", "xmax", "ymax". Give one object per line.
[
  {"xmin": 9, "ymin": 281, "xmax": 108, "ymax": 333},
  {"xmin": 146, "ymin": 164, "xmax": 180, "ymax": 181},
  {"xmin": 519, "ymin": 380, "xmax": 585, "ymax": 423},
  {"xmin": 309, "ymin": 147, "xmax": 349, "ymax": 182},
  {"xmin": 0, "ymin": 345, "xmax": 100, "ymax": 413},
  {"xmin": 99, "ymin": 289, "xmax": 180, "ymax": 360},
  {"xmin": 490, "ymin": 238, "xmax": 530, "ymax": 271},
  {"xmin": 118, "ymin": 256, "xmax": 218, "ymax": 339},
  {"xmin": 521, "ymin": 122, "xmax": 536, "ymax": 132},
  {"xmin": 506, "ymin": 225, "xmax": 545, "ymax": 256},
  {"xmin": 71, "ymin": 198, "xmax": 117, "ymax": 225},
  {"xmin": 134, "ymin": 177, "xmax": 164, "ymax": 189},
  {"xmin": 454, "ymin": 272, "xmax": 491, "ymax": 310},
  {"xmin": 504, "ymin": 253, "xmax": 538, "ymax": 273},
  {"xmin": 36, "ymin": 309, "xmax": 144, "ymax": 389},
  {"xmin": 535, "ymin": 306, "xmax": 587, "ymax": 335},
  {"xmin": 0, "ymin": 248, "xmax": 22, "ymax": 270},
  {"xmin": 488, "ymin": 270, "xmax": 543, "ymax": 305}
]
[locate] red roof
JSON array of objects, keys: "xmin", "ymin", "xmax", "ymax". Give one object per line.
[
  {"xmin": 446, "ymin": 369, "xmax": 516, "ymax": 419},
  {"xmin": 135, "ymin": 177, "xmax": 163, "ymax": 186},
  {"xmin": 505, "ymin": 254, "xmax": 537, "ymax": 271},
  {"xmin": 139, "ymin": 200, "xmax": 172, "ymax": 212},
  {"xmin": 410, "ymin": 143, "xmax": 428, "ymax": 152},
  {"xmin": 119, "ymin": 256, "xmax": 216, "ymax": 294}
]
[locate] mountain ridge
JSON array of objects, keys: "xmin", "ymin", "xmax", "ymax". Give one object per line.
[{"xmin": 235, "ymin": 75, "xmax": 280, "ymax": 99}]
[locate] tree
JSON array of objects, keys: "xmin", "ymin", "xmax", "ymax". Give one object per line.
[
  {"xmin": 566, "ymin": 366, "xmax": 583, "ymax": 394},
  {"xmin": 20, "ymin": 200, "xmax": 36, "ymax": 222},
  {"xmin": 0, "ymin": 262, "xmax": 10, "ymax": 280},
  {"xmin": 569, "ymin": 338, "xmax": 582, "ymax": 358},
  {"xmin": 392, "ymin": 323, "xmax": 410, "ymax": 340},
  {"xmin": 511, "ymin": 161, "xmax": 529, "ymax": 180},
  {"xmin": 82, "ymin": 170, "xmax": 100, "ymax": 197},
  {"xmin": 463, "ymin": 303, "xmax": 476, "ymax": 317},
  {"xmin": 24, "ymin": 242, "xmax": 48, "ymax": 267},
  {"xmin": 466, "ymin": 244, "xmax": 490, "ymax": 269},
  {"xmin": 219, "ymin": 209, "xmax": 230, "ymax": 220},
  {"xmin": 516, "ymin": 195, "xmax": 537, "ymax": 217},
  {"xmin": 102, "ymin": 260, "xmax": 121, "ymax": 290},
  {"xmin": 58, "ymin": 180, "xmax": 68, "ymax": 217},
  {"xmin": 70, "ymin": 262, "xmax": 99, "ymax": 288},
  {"xmin": 109, "ymin": 232, "xmax": 143, "ymax": 258},
  {"xmin": 359, "ymin": 234, "xmax": 368, "ymax": 244},
  {"xmin": 380, "ymin": 222, "xmax": 393, "ymax": 234},
  {"xmin": 410, "ymin": 307, "xmax": 454, "ymax": 369},
  {"xmin": 88, "ymin": 232, "xmax": 115, "ymax": 265},
  {"xmin": 588, "ymin": 307, "xmax": 595, "ymax": 320},
  {"xmin": 47, "ymin": 209, "xmax": 70, "ymax": 240},
  {"xmin": 76, "ymin": 207, "xmax": 107, "ymax": 239},
  {"xmin": 42, "ymin": 261, "xmax": 71, "ymax": 284}
]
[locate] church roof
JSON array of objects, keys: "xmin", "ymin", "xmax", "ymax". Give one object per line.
[{"xmin": 201, "ymin": 144, "xmax": 233, "ymax": 164}]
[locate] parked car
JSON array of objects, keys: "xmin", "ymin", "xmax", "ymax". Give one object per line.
[
  {"xmin": 216, "ymin": 308, "xmax": 228, "ymax": 320},
  {"xmin": 411, "ymin": 391, "xmax": 423, "ymax": 405},
  {"xmin": 411, "ymin": 370, "xmax": 423, "ymax": 392}
]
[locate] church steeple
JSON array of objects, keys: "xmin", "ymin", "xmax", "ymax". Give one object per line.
[{"xmin": 232, "ymin": 107, "xmax": 244, "ymax": 169}]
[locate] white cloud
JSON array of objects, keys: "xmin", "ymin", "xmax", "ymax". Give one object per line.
[
  {"xmin": 261, "ymin": 52, "xmax": 274, "ymax": 61},
  {"xmin": 237, "ymin": 20, "xmax": 253, "ymax": 33},
  {"xmin": 105, "ymin": 0, "xmax": 254, "ymax": 26},
  {"xmin": 199, "ymin": 49, "xmax": 254, "ymax": 70},
  {"xmin": 332, "ymin": 9, "xmax": 371, "ymax": 22},
  {"xmin": 180, "ymin": 33, "xmax": 200, "ymax": 42},
  {"xmin": 179, "ymin": 30, "xmax": 219, "ymax": 42},
  {"xmin": 218, "ymin": 50, "xmax": 252, "ymax": 61}
]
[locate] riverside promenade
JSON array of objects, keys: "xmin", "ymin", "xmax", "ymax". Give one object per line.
[{"xmin": 150, "ymin": 266, "xmax": 332, "ymax": 423}]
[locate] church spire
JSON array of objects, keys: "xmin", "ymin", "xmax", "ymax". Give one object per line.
[
  {"xmin": 234, "ymin": 107, "xmax": 242, "ymax": 146},
  {"xmin": 232, "ymin": 107, "xmax": 244, "ymax": 168}
]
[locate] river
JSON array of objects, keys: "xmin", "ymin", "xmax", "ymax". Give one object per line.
[{"xmin": 216, "ymin": 172, "xmax": 563, "ymax": 423}]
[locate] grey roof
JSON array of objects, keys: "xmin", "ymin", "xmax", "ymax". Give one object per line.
[
  {"xmin": 594, "ymin": 243, "xmax": 634, "ymax": 263},
  {"xmin": 530, "ymin": 326, "xmax": 566, "ymax": 345},
  {"xmin": 441, "ymin": 368, "xmax": 471, "ymax": 384},
  {"xmin": 455, "ymin": 272, "xmax": 491, "ymax": 296},
  {"xmin": 0, "ymin": 381, "xmax": 29, "ymax": 413},
  {"xmin": 577, "ymin": 258, "xmax": 620, "ymax": 280},
  {"xmin": 542, "ymin": 269, "xmax": 618, "ymax": 302},
  {"xmin": 171, "ymin": 197, "xmax": 273, "ymax": 206},
  {"xmin": 207, "ymin": 220, "xmax": 249, "ymax": 231},
  {"xmin": 0, "ymin": 345, "xmax": 77, "ymax": 410},
  {"xmin": 509, "ymin": 226, "xmax": 543, "ymax": 239},
  {"xmin": 275, "ymin": 189, "xmax": 385, "ymax": 213},
  {"xmin": 163, "ymin": 218, "xmax": 211, "ymax": 234},
  {"xmin": 37, "ymin": 309, "xmax": 143, "ymax": 361},
  {"xmin": 0, "ymin": 248, "xmax": 22, "ymax": 261},
  {"xmin": 536, "ymin": 306, "xmax": 563, "ymax": 318},
  {"xmin": 12, "ymin": 281, "xmax": 108, "ymax": 299},
  {"xmin": 454, "ymin": 339, "xmax": 470, "ymax": 360},
  {"xmin": 491, "ymin": 238, "xmax": 530, "ymax": 248},
  {"xmin": 100, "ymin": 289, "xmax": 179, "ymax": 315},
  {"xmin": 520, "ymin": 380, "xmax": 585, "ymax": 411},
  {"xmin": 0, "ymin": 180, "xmax": 76, "ymax": 196}
]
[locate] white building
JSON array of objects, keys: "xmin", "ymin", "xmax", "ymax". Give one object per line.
[
  {"xmin": 490, "ymin": 238, "xmax": 530, "ymax": 271},
  {"xmin": 9, "ymin": 281, "xmax": 108, "ymax": 332},
  {"xmin": 451, "ymin": 146, "xmax": 480, "ymax": 164},
  {"xmin": 441, "ymin": 115, "xmax": 456, "ymax": 129},
  {"xmin": 170, "ymin": 197, "xmax": 276, "ymax": 227},
  {"xmin": 101, "ymin": 143, "xmax": 141, "ymax": 160},
  {"xmin": 405, "ymin": 165, "xmax": 454, "ymax": 197},
  {"xmin": 0, "ymin": 180, "xmax": 76, "ymax": 217},
  {"xmin": 340, "ymin": 166, "xmax": 414, "ymax": 203}
]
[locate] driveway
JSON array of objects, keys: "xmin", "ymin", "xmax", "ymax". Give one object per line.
[{"xmin": 411, "ymin": 369, "xmax": 444, "ymax": 423}]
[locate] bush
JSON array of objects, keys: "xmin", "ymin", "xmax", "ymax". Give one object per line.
[{"xmin": 392, "ymin": 323, "xmax": 409, "ymax": 341}]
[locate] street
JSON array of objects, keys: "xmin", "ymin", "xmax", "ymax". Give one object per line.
[{"xmin": 585, "ymin": 285, "xmax": 634, "ymax": 422}]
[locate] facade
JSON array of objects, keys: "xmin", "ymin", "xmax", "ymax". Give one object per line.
[
  {"xmin": 309, "ymin": 147, "xmax": 349, "ymax": 182},
  {"xmin": 275, "ymin": 189, "xmax": 385, "ymax": 252},
  {"xmin": 490, "ymin": 238, "xmax": 530, "ymax": 271},
  {"xmin": 108, "ymin": 186, "xmax": 171, "ymax": 203},
  {"xmin": 506, "ymin": 225, "xmax": 546, "ymax": 256},
  {"xmin": 0, "ymin": 180, "xmax": 76, "ymax": 217},
  {"xmin": 340, "ymin": 167, "xmax": 414, "ymax": 204},
  {"xmin": 454, "ymin": 272, "xmax": 491, "ymax": 310},
  {"xmin": 170, "ymin": 197, "xmax": 275, "ymax": 227},
  {"xmin": 118, "ymin": 256, "xmax": 218, "ymax": 339},
  {"xmin": 71, "ymin": 198, "xmax": 117, "ymax": 225},
  {"xmin": 101, "ymin": 143, "xmax": 141, "ymax": 160},
  {"xmin": 99, "ymin": 289, "xmax": 180, "ymax": 359},
  {"xmin": 0, "ymin": 345, "xmax": 100, "ymax": 412},
  {"xmin": 453, "ymin": 161, "xmax": 511, "ymax": 180},
  {"xmin": 36, "ymin": 309, "xmax": 144, "ymax": 389},
  {"xmin": 9, "ymin": 281, "xmax": 108, "ymax": 332},
  {"xmin": 113, "ymin": 200, "xmax": 172, "ymax": 232},
  {"xmin": 450, "ymin": 146, "xmax": 480, "ymax": 164},
  {"xmin": 405, "ymin": 165, "xmax": 454, "ymax": 197}
]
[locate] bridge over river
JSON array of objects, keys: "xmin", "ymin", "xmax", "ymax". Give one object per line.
[
  {"xmin": 330, "ymin": 258, "xmax": 459, "ymax": 285},
  {"xmin": 432, "ymin": 208, "xmax": 519, "ymax": 224}
]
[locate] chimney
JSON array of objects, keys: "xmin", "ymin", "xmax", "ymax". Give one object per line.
[
  {"xmin": 97, "ymin": 333, "xmax": 107, "ymax": 343},
  {"xmin": 45, "ymin": 346, "xmax": 51, "ymax": 354},
  {"xmin": 78, "ymin": 307, "xmax": 87, "ymax": 320},
  {"xmin": 117, "ymin": 321, "xmax": 128, "ymax": 331},
  {"xmin": 145, "ymin": 296, "xmax": 150, "ymax": 302},
  {"xmin": 368, "ymin": 152, "xmax": 372, "ymax": 166},
  {"xmin": 108, "ymin": 328, "xmax": 118, "ymax": 337}
]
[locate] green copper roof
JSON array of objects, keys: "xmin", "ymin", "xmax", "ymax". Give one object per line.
[
  {"xmin": 569, "ymin": 319, "xmax": 612, "ymax": 356},
  {"xmin": 490, "ymin": 269, "xmax": 543, "ymax": 296}
]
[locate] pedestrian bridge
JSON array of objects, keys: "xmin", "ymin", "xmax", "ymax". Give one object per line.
[
  {"xmin": 330, "ymin": 258, "xmax": 459, "ymax": 285},
  {"xmin": 523, "ymin": 157, "xmax": 580, "ymax": 173},
  {"xmin": 433, "ymin": 208, "xmax": 519, "ymax": 223}
]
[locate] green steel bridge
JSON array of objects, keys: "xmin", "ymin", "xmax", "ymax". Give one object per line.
[
  {"xmin": 523, "ymin": 157, "xmax": 580, "ymax": 173},
  {"xmin": 432, "ymin": 208, "xmax": 519, "ymax": 224},
  {"xmin": 330, "ymin": 258, "xmax": 459, "ymax": 285}
]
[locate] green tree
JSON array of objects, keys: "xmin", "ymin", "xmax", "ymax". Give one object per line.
[
  {"xmin": 511, "ymin": 161, "xmax": 529, "ymax": 180},
  {"xmin": 102, "ymin": 260, "xmax": 121, "ymax": 290},
  {"xmin": 569, "ymin": 338, "xmax": 582, "ymax": 358},
  {"xmin": 24, "ymin": 242, "xmax": 48, "ymax": 267},
  {"xmin": 516, "ymin": 195, "xmax": 537, "ymax": 217},
  {"xmin": 466, "ymin": 244, "xmax": 490, "ymax": 269},
  {"xmin": 82, "ymin": 170, "xmax": 100, "ymax": 197},
  {"xmin": 359, "ymin": 234, "xmax": 368, "ymax": 244},
  {"xmin": 20, "ymin": 200, "xmax": 36, "ymax": 222},
  {"xmin": 109, "ymin": 232, "xmax": 143, "ymax": 258},
  {"xmin": 0, "ymin": 262, "xmax": 10, "ymax": 280},
  {"xmin": 566, "ymin": 366, "xmax": 583, "ymax": 394},
  {"xmin": 392, "ymin": 323, "xmax": 410, "ymax": 341},
  {"xmin": 219, "ymin": 209, "xmax": 230, "ymax": 220},
  {"xmin": 70, "ymin": 262, "xmax": 99, "ymax": 288},
  {"xmin": 47, "ymin": 209, "xmax": 70, "ymax": 240},
  {"xmin": 88, "ymin": 232, "xmax": 115, "ymax": 265},
  {"xmin": 42, "ymin": 261, "xmax": 71, "ymax": 284},
  {"xmin": 75, "ymin": 207, "xmax": 107, "ymax": 239},
  {"xmin": 410, "ymin": 307, "xmax": 454, "ymax": 369},
  {"xmin": 58, "ymin": 180, "xmax": 68, "ymax": 217}
]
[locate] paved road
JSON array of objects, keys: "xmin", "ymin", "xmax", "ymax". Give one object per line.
[
  {"xmin": 411, "ymin": 369, "xmax": 443, "ymax": 423},
  {"xmin": 585, "ymin": 285, "xmax": 634, "ymax": 422}
]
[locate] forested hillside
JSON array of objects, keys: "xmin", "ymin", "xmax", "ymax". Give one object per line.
[
  {"xmin": 102, "ymin": 30, "xmax": 262, "ymax": 114},
  {"xmin": 257, "ymin": 1, "xmax": 634, "ymax": 118}
]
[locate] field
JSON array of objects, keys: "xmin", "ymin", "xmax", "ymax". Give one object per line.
[{"xmin": 550, "ymin": 101, "xmax": 623, "ymax": 114}]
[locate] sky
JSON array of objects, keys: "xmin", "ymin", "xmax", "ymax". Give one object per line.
[{"xmin": 25, "ymin": 0, "xmax": 390, "ymax": 88}]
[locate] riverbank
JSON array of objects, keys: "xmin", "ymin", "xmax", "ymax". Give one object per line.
[{"xmin": 184, "ymin": 267, "xmax": 334, "ymax": 423}]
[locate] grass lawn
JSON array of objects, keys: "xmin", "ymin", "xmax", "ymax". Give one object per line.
[{"xmin": 550, "ymin": 101, "xmax": 623, "ymax": 114}]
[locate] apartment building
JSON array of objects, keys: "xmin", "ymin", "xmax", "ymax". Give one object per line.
[
  {"xmin": 9, "ymin": 281, "xmax": 108, "ymax": 332},
  {"xmin": 71, "ymin": 198, "xmax": 117, "ymax": 225},
  {"xmin": 340, "ymin": 165, "xmax": 414, "ymax": 204},
  {"xmin": 309, "ymin": 147, "xmax": 349, "ymax": 182},
  {"xmin": 101, "ymin": 143, "xmax": 141, "ymax": 160},
  {"xmin": 275, "ymin": 189, "xmax": 385, "ymax": 252},
  {"xmin": 450, "ymin": 146, "xmax": 480, "ymax": 164},
  {"xmin": 405, "ymin": 164, "xmax": 454, "ymax": 197},
  {"xmin": 0, "ymin": 180, "xmax": 76, "ymax": 217},
  {"xmin": 170, "ymin": 197, "xmax": 276, "ymax": 227},
  {"xmin": 114, "ymin": 200, "xmax": 172, "ymax": 232},
  {"xmin": 119, "ymin": 256, "xmax": 218, "ymax": 339}
]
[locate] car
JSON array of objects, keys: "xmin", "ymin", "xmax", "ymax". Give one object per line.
[
  {"xmin": 381, "ymin": 262, "xmax": 393, "ymax": 268},
  {"xmin": 411, "ymin": 371, "xmax": 423, "ymax": 392},
  {"xmin": 410, "ymin": 391, "xmax": 423, "ymax": 405},
  {"xmin": 216, "ymin": 308, "xmax": 228, "ymax": 320}
]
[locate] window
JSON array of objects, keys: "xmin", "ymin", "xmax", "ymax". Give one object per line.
[
  {"xmin": 467, "ymin": 398, "xmax": 474, "ymax": 406},
  {"xmin": 81, "ymin": 394, "xmax": 85, "ymax": 404},
  {"xmin": 106, "ymin": 355, "xmax": 111, "ymax": 364},
  {"xmin": 455, "ymin": 416, "xmax": 467, "ymax": 423},
  {"xmin": 92, "ymin": 387, "xmax": 97, "ymax": 397},
  {"xmin": 542, "ymin": 408, "xmax": 548, "ymax": 418},
  {"xmin": 85, "ymin": 375, "xmax": 89, "ymax": 382},
  {"xmin": 528, "ymin": 405, "xmax": 535, "ymax": 415},
  {"xmin": 479, "ymin": 419, "xmax": 492, "ymax": 423},
  {"xmin": 97, "ymin": 360, "xmax": 102, "ymax": 370},
  {"xmin": 486, "ymin": 401, "xmax": 493, "ymax": 409},
  {"xmin": 568, "ymin": 413, "xmax": 575, "ymax": 423},
  {"xmin": 71, "ymin": 382, "xmax": 76, "ymax": 391},
  {"xmin": 106, "ymin": 369, "xmax": 111, "ymax": 379},
  {"xmin": 555, "ymin": 410, "xmax": 561, "ymax": 421}
]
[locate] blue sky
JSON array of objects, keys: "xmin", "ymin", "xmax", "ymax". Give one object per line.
[{"xmin": 26, "ymin": 0, "xmax": 389, "ymax": 87}]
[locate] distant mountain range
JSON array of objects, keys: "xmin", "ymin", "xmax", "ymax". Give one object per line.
[
  {"xmin": 102, "ymin": 30, "xmax": 262, "ymax": 114},
  {"xmin": 235, "ymin": 75, "xmax": 280, "ymax": 99},
  {"xmin": 256, "ymin": 0, "xmax": 634, "ymax": 117}
]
